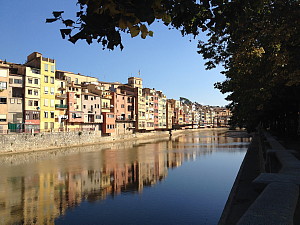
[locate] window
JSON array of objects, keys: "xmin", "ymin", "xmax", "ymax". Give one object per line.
[
  {"xmin": 84, "ymin": 95, "xmax": 88, "ymax": 100},
  {"xmin": 34, "ymin": 101, "xmax": 38, "ymax": 106},
  {"xmin": 50, "ymin": 87, "xmax": 54, "ymax": 95},
  {"xmin": 28, "ymin": 78, "xmax": 33, "ymax": 84},
  {"xmin": 0, "ymin": 114, "xmax": 6, "ymax": 122},
  {"xmin": 50, "ymin": 112, "xmax": 55, "ymax": 118},
  {"xmin": 51, "ymin": 65, "xmax": 55, "ymax": 73},
  {"xmin": 25, "ymin": 112, "xmax": 30, "ymax": 120},
  {"xmin": 12, "ymin": 87, "xmax": 22, "ymax": 97},
  {"xmin": 83, "ymin": 105, "xmax": 86, "ymax": 109},
  {"xmin": 44, "ymin": 76, "xmax": 48, "ymax": 83},
  {"xmin": 50, "ymin": 99, "xmax": 54, "ymax": 107},
  {"xmin": 50, "ymin": 77, "xmax": 54, "ymax": 84},
  {"xmin": 14, "ymin": 79, "xmax": 22, "ymax": 84},
  {"xmin": 44, "ymin": 64, "xmax": 48, "ymax": 72},
  {"xmin": 0, "ymin": 97, "xmax": 7, "ymax": 104},
  {"xmin": 44, "ymin": 111, "xmax": 48, "ymax": 118},
  {"xmin": 0, "ymin": 82, "xmax": 7, "ymax": 90},
  {"xmin": 44, "ymin": 122, "xmax": 48, "ymax": 129},
  {"xmin": 50, "ymin": 122, "xmax": 54, "ymax": 129},
  {"xmin": 121, "ymin": 104, "xmax": 124, "ymax": 108},
  {"xmin": 44, "ymin": 99, "xmax": 48, "ymax": 106},
  {"xmin": 34, "ymin": 79, "xmax": 39, "ymax": 84},
  {"xmin": 107, "ymin": 114, "xmax": 114, "ymax": 118},
  {"xmin": 10, "ymin": 98, "xmax": 15, "ymax": 104},
  {"xmin": 44, "ymin": 86, "xmax": 48, "ymax": 94},
  {"xmin": 34, "ymin": 90, "xmax": 38, "ymax": 96},
  {"xmin": 75, "ymin": 78, "xmax": 78, "ymax": 84},
  {"xmin": 33, "ymin": 111, "xmax": 39, "ymax": 120},
  {"xmin": 9, "ymin": 78, "xmax": 13, "ymax": 84},
  {"xmin": 17, "ymin": 99, "xmax": 21, "ymax": 104},
  {"xmin": 28, "ymin": 100, "xmax": 33, "ymax": 106}
]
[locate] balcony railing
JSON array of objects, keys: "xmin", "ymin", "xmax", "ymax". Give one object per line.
[
  {"xmin": 115, "ymin": 117, "xmax": 135, "ymax": 122},
  {"xmin": 55, "ymin": 93, "xmax": 67, "ymax": 98},
  {"xmin": 55, "ymin": 104, "xmax": 68, "ymax": 109}
]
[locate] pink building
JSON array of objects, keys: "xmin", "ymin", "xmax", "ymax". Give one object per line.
[{"xmin": 111, "ymin": 88, "xmax": 135, "ymax": 135}]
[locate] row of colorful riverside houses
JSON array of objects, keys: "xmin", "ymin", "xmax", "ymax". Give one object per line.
[{"xmin": 0, "ymin": 52, "xmax": 231, "ymax": 135}]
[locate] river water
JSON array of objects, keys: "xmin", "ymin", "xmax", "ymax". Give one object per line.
[{"xmin": 0, "ymin": 130, "xmax": 250, "ymax": 225}]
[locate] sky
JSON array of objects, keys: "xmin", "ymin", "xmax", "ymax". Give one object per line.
[{"xmin": 0, "ymin": 0, "xmax": 228, "ymax": 106}]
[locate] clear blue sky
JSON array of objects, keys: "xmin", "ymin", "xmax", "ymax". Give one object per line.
[{"xmin": 0, "ymin": 0, "xmax": 228, "ymax": 106}]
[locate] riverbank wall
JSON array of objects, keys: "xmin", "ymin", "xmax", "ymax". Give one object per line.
[
  {"xmin": 219, "ymin": 131, "xmax": 300, "ymax": 224},
  {"xmin": 0, "ymin": 128, "xmax": 221, "ymax": 155}
]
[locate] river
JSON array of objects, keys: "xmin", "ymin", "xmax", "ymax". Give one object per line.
[{"xmin": 0, "ymin": 130, "xmax": 250, "ymax": 225}]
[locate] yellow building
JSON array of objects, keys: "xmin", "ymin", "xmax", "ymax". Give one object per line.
[
  {"xmin": 25, "ymin": 52, "xmax": 56, "ymax": 131},
  {"xmin": 23, "ymin": 66, "xmax": 41, "ymax": 131}
]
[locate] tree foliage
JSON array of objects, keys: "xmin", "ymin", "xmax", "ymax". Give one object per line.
[
  {"xmin": 200, "ymin": 0, "xmax": 300, "ymax": 133},
  {"xmin": 48, "ymin": 0, "xmax": 300, "ymax": 134},
  {"xmin": 47, "ymin": 0, "xmax": 213, "ymax": 50}
]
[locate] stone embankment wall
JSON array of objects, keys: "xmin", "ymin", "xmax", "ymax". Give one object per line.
[{"xmin": 0, "ymin": 130, "xmax": 187, "ymax": 155}]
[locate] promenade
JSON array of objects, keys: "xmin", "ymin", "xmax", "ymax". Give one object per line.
[{"xmin": 219, "ymin": 131, "xmax": 300, "ymax": 225}]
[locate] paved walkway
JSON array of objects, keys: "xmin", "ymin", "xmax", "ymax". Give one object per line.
[{"xmin": 219, "ymin": 132, "xmax": 300, "ymax": 225}]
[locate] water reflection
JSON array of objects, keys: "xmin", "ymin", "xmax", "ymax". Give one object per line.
[{"xmin": 0, "ymin": 130, "xmax": 250, "ymax": 225}]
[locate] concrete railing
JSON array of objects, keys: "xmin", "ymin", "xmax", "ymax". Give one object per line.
[{"xmin": 238, "ymin": 132, "xmax": 300, "ymax": 225}]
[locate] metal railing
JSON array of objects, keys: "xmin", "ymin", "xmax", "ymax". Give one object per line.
[{"xmin": 55, "ymin": 104, "xmax": 68, "ymax": 109}]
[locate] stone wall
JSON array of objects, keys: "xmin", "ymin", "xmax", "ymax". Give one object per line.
[{"xmin": 0, "ymin": 129, "xmax": 187, "ymax": 154}]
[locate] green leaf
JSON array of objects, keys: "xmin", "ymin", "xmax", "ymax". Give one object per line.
[
  {"xmin": 63, "ymin": 19, "xmax": 75, "ymax": 27},
  {"xmin": 53, "ymin": 11, "xmax": 64, "ymax": 18},
  {"xmin": 60, "ymin": 29, "xmax": 72, "ymax": 39},
  {"xmin": 46, "ymin": 18, "xmax": 57, "ymax": 23},
  {"xmin": 130, "ymin": 26, "xmax": 140, "ymax": 37}
]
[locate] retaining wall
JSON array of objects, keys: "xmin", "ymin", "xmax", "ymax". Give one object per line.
[{"xmin": 0, "ymin": 129, "xmax": 188, "ymax": 154}]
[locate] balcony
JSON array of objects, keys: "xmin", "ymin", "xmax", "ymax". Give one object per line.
[
  {"xmin": 101, "ymin": 95, "xmax": 112, "ymax": 99},
  {"xmin": 55, "ymin": 104, "xmax": 68, "ymax": 109},
  {"xmin": 31, "ymin": 68, "xmax": 40, "ymax": 74},
  {"xmin": 115, "ymin": 117, "xmax": 135, "ymax": 122},
  {"xmin": 55, "ymin": 93, "xmax": 67, "ymax": 98},
  {"xmin": 58, "ymin": 86, "xmax": 66, "ymax": 90},
  {"xmin": 42, "ymin": 57, "xmax": 55, "ymax": 63}
]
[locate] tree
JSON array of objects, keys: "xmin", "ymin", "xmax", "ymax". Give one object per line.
[
  {"xmin": 203, "ymin": 0, "xmax": 300, "ymax": 134},
  {"xmin": 48, "ymin": 0, "xmax": 300, "ymax": 134},
  {"xmin": 47, "ymin": 0, "xmax": 213, "ymax": 50}
]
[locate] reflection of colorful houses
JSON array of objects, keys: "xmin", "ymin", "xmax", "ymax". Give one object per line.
[{"xmin": 0, "ymin": 137, "xmax": 219, "ymax": 224}]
